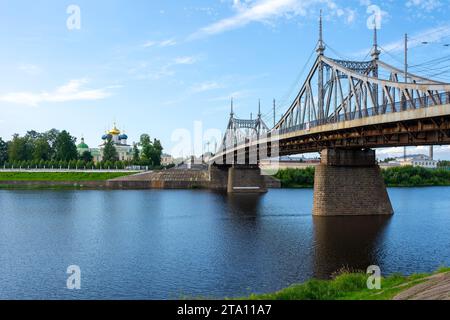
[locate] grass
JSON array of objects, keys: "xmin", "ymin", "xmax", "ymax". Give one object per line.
[
  {"xmin": 243, "ymin": 267, "xmax": 450, "ymax": 300},
  {"xmin": 0, "ymin": 184, "xmax": 102, "ymax": 190},
  {"xmin": 0, "ymin": 171, "xmax": 136, "ymax": 181}
]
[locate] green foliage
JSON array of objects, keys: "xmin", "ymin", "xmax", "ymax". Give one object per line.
[
  {"xmin": 151, "ymin": 139, "xmax": 163, "ymax": 166},
  {"xmin": 2, "ymin": 129, "xmax": 163, "ymax": 169},
  {"xmin": 245, "ymin": 268, "xmax": 449, "ymax": 300},
  {"xmin": 0, "ymin": 137, "xmax": 7, "ymax": 165},
  {"xmin": 132, "ymin": 143, "xmax": 140, "ymax": 163},
  {"xmin": 33, "ymin": 137, "xmax": 51, "ymax": 161},
  {"xmin": 54, "ymin": 130, "xmax": 78, "ymax": 161},
  {"xmin": 438, "ymin": 160, "xmax": 450, "ymax": 168},
  {"xmin": 138, "ymin": 134, "xmax": 163, "ymax": 166},
  {"xmin": 79, "ymin": 150, "xmax": 93, "ymax": 162},
  {"xmin": 274, "ymin": 167, "xmax": 315, "ymax": 188},
  {"xmin": 274, "ymin": 166, "xmax": 450, "ymax": 188},
  {"xmin": 102, "ymin": 137, "xmax": 119, "ymax": 162},
  {"xmin": 8, "ymin": 134, "xmax": 34, "ymax": 162},
  {"xmin": 383, "ymin": 166, "xmax": 450, "ymax": 187},
  {"xmin": 0, "ymin": 172, "xmax": 136, "ymax": 181}
]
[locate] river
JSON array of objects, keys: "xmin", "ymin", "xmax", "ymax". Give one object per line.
[{"xmin": 0, "ymin": 188, "xmax": 449, "ymax": 299}]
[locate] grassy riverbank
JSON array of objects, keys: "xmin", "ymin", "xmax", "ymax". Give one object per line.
[
  {"xmin": 0, "ymin": 171, "xmax": 136, "ymax": 181},
  {"xmin": 245, "ymin": 267, "xmax": 450, "ymax": 300},
  {"xmin": 274, "ymin": 166, "xmax": 450, "ymax": 188}
]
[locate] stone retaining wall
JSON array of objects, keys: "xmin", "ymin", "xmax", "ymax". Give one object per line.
[
  {"xmin": 0, "ymin": 180, "xmax": 108, "ymax": 188},
  {"xmin": 0, "ymin": 168, "xmax": 281, "ymax": 190}
]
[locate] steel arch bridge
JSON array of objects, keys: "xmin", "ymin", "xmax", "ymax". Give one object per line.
[
  {"xmin": 207, "ymin": 18, "xmax": 450, "ymax": 216},
  {"xmin": 210, "ymin": 28, "xmax": 450, "ymax": 165}
]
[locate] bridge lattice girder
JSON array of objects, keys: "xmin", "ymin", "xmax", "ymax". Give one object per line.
[
  {"xmin": 220, "ymin": 114, "xmax": 270, "ymax": 151},
  {"xmin": 211, "ymin": 53, "xmax": 450, "ymax": 164},
  {"xmin": 275, "ymin": 55, "xmax": 450, "ymax": 135}
]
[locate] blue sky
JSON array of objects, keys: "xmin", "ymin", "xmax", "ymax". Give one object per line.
[{"xmin": 1, "ymin": 0, "xmax": 450, "ymax": 159}]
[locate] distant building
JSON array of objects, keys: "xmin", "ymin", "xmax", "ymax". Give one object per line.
[
  {"xmin": 76, "ymin": 124, "xmax": 134, "ymax": 163},
  {"xmin": 392, "ymin": 154, "xmax": 438, "ymax": 169},
  {"xmin": 161, "ymin": 153, "xmax": 174, "ymax": 166},
  {"xmin": 77, "ymin": 137, "xmax": 89, "ymax": 155},
  {"xmin": 260, "ymin": 156, "xmax": 320, "ymax": 171},
  {"xmin": 76, "ymin": 137, "xmax": 101, "ymax": 163},
  {"xmin": 99, "ymin": 124, "xmax": 133, "ymax": 162}
]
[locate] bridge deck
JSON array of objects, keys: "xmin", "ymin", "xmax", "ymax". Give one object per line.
[{"xmin": 211, "ymin": 103, "xmax": 450, "ymax": 162}]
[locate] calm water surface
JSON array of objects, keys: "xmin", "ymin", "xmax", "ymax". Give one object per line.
[{"xmin": 0, "ymin": 188, "xmax": 449, "ymax": 299}]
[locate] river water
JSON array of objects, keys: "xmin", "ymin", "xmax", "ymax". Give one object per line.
[{"xmin": 0, "ymin": 188, "xmax": 449, "ymax": 299}]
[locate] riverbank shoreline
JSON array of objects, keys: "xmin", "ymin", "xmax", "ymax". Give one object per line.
[
  {"xmin": 275, "ymin": 166, "xmax": 450, "ymax": 188},
  {"xmin": 2, "ymin": 167, "xmax": 450, "ymax": 190},
  {"xmin": 243, "ymin": 267, "xmax": 450, "ymax": 300},
  {"xmin": 0, "ymin": 170, "xmax": 282, "ymax": 190}
]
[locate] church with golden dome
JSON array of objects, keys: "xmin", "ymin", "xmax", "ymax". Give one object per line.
[
  {"xmin": 99, "ymin": 124, "xmax": 133, "ymax": 161},
  {"xmin": 77, "ymin": 124, "xmax": 134, "ymax": 162}
]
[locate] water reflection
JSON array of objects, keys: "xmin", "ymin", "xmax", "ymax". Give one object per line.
[
  {"xmin": 226, "ymin": 193, "xmax": 263, "ymax": 217},
  {"xmin": 1, "ymin": 188, "xmax": 449, "ymax": 299},
  {"xmin": 312, "ymin": 216, "xmax": 392, "ymax": 278}
]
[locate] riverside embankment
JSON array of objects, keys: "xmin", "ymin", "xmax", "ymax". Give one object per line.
[
  {"xmin": 244, "ymin": 268, "xmax": 450, "ymax": 300},
  {"xmin": 0, "ymin": 170, "xmax": 282, "ymax": 190}
]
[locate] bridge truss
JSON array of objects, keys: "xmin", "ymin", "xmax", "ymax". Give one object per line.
[
  {"xmin": 275, "ymin": 55, "xmax": 450, "ymax": 135},
  {"xmin": 212, "ymin": 24, "xmax": 450, "ymax": 164},
  {"xmin": 221, "ymin": 101, "xmax": 270, "ymax": 150}
]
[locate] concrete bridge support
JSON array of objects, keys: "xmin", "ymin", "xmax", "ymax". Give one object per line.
[
  {"xmin": 227, "ymin": 165, "xmax": 267, "ymax": 193},
  {"xmin": 313, "ymin": 149, "xmax": 393, "ymax": 216},
  {"xmin": 209, "ymin": 165, "xmax": 267, "ymax": 193}
]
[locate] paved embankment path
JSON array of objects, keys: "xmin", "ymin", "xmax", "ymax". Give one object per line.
[
  {"xmin": 109, "ymin": 169, "xmax": 209, "ymax": 182},
  {"xmin": 108, "ymin": 169, "xmax": 281, "ymax": 189},
  {"xmin": 394, "ymin": 272, "xmax": 450, "ymax": 300}
]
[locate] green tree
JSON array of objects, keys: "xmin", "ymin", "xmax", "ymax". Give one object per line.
[
  {"xmin": 139, "ymin": 134, "xmax": 152, "ymax": 163},
  {"xmin": 25, "ymin": 130, "xmax": 40, "ymax": 140},
  {"xmin": 150, "ymin": 139, "xmax": 163, "ymax": 166},
  {"xmin": 76, "ymin": 159, "xmax": 84, "ymax": 169},
  {"xmin": 132, "ymin": 143, "xmax": 140, "ymax": 164},
  {"xmin": 80, "ymin": 150, "xmax": 93, "ymax": 162},
  {"xmin": 54, "ymin": 130, "xmax": 78, "ymax": 161},
  {"xmin": 33, "ymin": 137, "xmax": 51, "ymax": 161},
  {"xmin": 8, "ymin": 134, "xmax": 33, "ymax": 161},
  {"xmin": 103, "ymin": 137, "xmax": 118, "ymax": 162},
  {"xmin": 43, "ymin": 129, "xmax": 60, "ymax": 159},
  {"xmin": 0, "ymin": 137, "xmax": 7, "ymax": 165}
]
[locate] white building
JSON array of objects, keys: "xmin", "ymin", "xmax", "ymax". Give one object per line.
[
  {"xmin": 395, "ymin": 154, "xmax": 438, "ymax": 169},
  {"xmin": 161, "ymin": 153, "xmax": 174, "ymax": 166},
  {"xmin": 99, "ymin": 124, "xmax": 133, "ymax": 162}
]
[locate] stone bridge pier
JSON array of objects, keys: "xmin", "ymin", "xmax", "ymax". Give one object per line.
[
  {"xmin": 209, "ymin": 164, "xmax": 267, "ymax": 194},
  {"xmin": 313, "ymin": 149, "xmax": 394, "ymax": 216}
]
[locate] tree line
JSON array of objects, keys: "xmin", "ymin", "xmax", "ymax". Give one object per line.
[
  {"xmin": 0, "ymin": 129, "xmax": 165, "ymax": 170},
  {"xmin": 274, "ymin": 166, "xmax": 450, "ymax": 188}
]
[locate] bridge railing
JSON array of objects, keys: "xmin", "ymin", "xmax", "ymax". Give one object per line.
[
  {"xmin": 217, "ymin": 91, "xmax": 450, "ymax": 153},
  {"xmin": 277, "ymin": 91, "xmax": 450, "ymax": 136}
]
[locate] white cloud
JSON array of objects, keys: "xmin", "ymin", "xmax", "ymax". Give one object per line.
[
  {"xmin": 142, "ymin": 41, "xmax": 156, "ymax": 48},
  {"xmin": 160, "ymin": 39, "xmax": 177, "ymax": 47},
  {"xmin": 173, "ymin": 56, "xmax": 197, "ymax": 65},
  {"xmin": 191, "ymin": 81, "xmax": 224, "ymax": 93},
  {"xmin": 209, "ymin": 90, "xmax": 251, "ymax": 102},
  {"xmin": 143, "ymin": 38, "xmax": 177, "ymax": 48},
  {"xmin": 189, "ymin": 0, "xmax": 357, "ymax": 39},
  {"xmin": 131, "ymin": 56, "xmax": 198, "ymax": 81},
  {"xmin": 405, "ymin": 0, "xmax": 442, "ymax": 12},
  {"xmin": 0, "ymin": 79, "xmax": 115, "ymax": 107},
  {"xmin": 382, "ymin": 25, "xmax": 450, "ymax": 53},
  {"xmin": 353, "ymin": 24, "xmax": 450, "ymax": 57}
]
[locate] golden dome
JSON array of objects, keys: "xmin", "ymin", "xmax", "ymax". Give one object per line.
[{"xmin": 108, "ymin": 123, "xmax": 121, "ymax": 135}]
